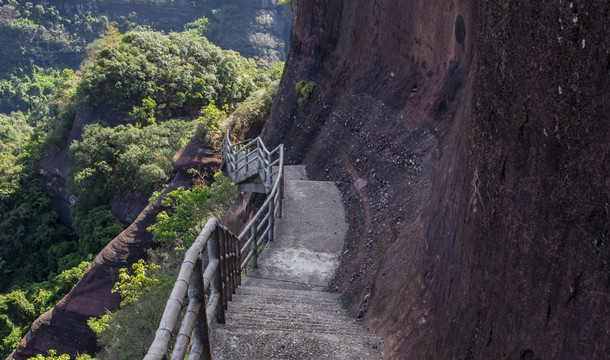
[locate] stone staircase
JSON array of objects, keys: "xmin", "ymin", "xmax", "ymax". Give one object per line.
[
  {"xmin": 209, "ymin": 166, "xmax": 383, "ymax": 359},
  {"xmin": 145, "ymin": 134, "xmax": 382, "ymax": 360}
]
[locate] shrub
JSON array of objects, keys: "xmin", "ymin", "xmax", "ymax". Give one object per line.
[
  {"xmin": 129, "ymin": 97, "xmax": 156, "ymax": 127},
  {"xmin": 112, "ymin": 260, "xmax": 161, "ymax": 307},
  {"xmin": 295, "ymin": 80, "xmax": 316, "ymax": 107},
  {"xmin": 77, "ymin": 30, "xmax": 258, "ymax": 118},
  {"xmin": 27, "ymin": 349, "xmax": 95, "ymax": 360},
  {"xmin": 147, "ymin": 171, "xmax": 237, "ymax": 248},
  {"xmin": 0, "ymin": 261, "xmax": 91, "ymax": 358}
]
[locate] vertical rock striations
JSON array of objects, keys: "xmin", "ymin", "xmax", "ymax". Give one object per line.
[{"xmin": 264, "ymin": 0, "xmax": 609, "ymax": 359}]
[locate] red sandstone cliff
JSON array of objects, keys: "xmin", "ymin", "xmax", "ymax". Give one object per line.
[{"xmin": 263, "ymin": 1, "xmax": 608, "ymax": 359}]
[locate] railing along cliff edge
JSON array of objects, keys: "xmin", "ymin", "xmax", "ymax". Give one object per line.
[{"xmin": 144, "ymin": 131, "xmax": 284, "ymax": 360}]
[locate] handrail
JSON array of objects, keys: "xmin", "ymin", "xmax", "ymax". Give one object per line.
[
  {"xmin": 145, "ymin": 131, "xmax": 284, "ymax": 360},
  {"xmin": 221, "ymin": 130, "xmax": 282, "ymax": 192}
]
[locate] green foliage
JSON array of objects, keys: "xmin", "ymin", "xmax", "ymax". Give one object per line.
[
  {"xmin": 295, "ymin": 80, "xmax": 316, "ymax": 107},
  {"xmin": 93, "ymin": 273, "xmax": 174, "ymax": 360},
  {"xmin": 0, "ymin": 261, "xmax": 90, "ymax": 357},
  {"xmin": 0, "ymin": 112, "xmax": 32, "ymax": 200},
  {"xmin": 27, "ymin": 349, "xmax": 95, "ymax": 360},
  {"xmin": 0, "ymin": 100, "xmax": 85, "ymax": 358},
  {"xmin": 92, "ymin": 170, "xmax": 238, "ymax": 359},
  {"xmin": 198, "ymin": 100, "xmax": 227, "ymax": 132},
  {"xmin": 226, "ymin": 77, "xmax": 280, "ymax": 133},
  {"xmin": 203, "ymin": 71, "xmax": 281, "ymax": 151},
  {"xmin": 68, "ymin": 120, "xmax": 195, "ymax": 214},
  {"xmin": 183, "ymin": 17, "xmax": 209, "ymax": 36},
  {"xmin": 0, "ymin": 187, "xmax": 76, "ymax": 290},
  {"xmin": 87, "ymin": 311, "xmax": 116, "ymax": 337},
  {"xmin": 148, "ymin": 171, "xmax": 237, "ymax": 248},
  {"xmin": 129, "ymin": 96, "xmax": 157, "ymax": 126},
  {"xmin": 112, "ymin": 259, "xmax": 161, "ymax": 307},
  {"xmin": 196, "ymin": 100, "xmax": 227, "ymax": 146},
  {"xmin": 87, "ymin": 258, "xmax": 161, "ymax": 339},
  {"xmin": 27, "ymin": 349, "xmax": 70, "ymax": 360},
  {"xmin": 0, "ymin": 0, "xmax": 108, "ymax": 77},
  {"xmin": 0, "ymin": 67, "xmax": 60, "ymax": 118},
  {"xmin": 77, "ymin": 30, "xmax": 257, "ymax": 118},
  {"xmin": 72, "ymin": 206, "xmax": 124, "ymax": 257}
]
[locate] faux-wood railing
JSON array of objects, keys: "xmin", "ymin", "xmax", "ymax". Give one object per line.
[{"xmin": 144, "ymin": 132, "xmax": 284, "ymax": 360}]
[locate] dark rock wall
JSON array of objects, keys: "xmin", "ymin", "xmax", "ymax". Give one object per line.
[{"xmin": 264, "ymin": 0, "xmax": 609, "ymax": 359}]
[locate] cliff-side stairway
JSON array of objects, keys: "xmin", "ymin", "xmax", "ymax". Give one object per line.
[{"xmin": 209, "ymin": 165, "xmax": 383, "ymax": 359}]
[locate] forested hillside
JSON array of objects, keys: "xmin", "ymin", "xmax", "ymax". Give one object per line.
[{"xmin": 0, "ymin": 0, "xmax": 287, "ymax": 357}]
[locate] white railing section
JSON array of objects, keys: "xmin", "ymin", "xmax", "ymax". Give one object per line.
[
  {"xmin": 144, "ymin": 131, "xmax": 284, "ymax": 360},
  {"xmin": 221, "ymin": 130, "xmax": 282, "ymax": 193}
]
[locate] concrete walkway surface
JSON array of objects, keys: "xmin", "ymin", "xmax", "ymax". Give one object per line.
[{"xmin": 209, "ymin": 166, "xmax": 383, "ymax": 359}]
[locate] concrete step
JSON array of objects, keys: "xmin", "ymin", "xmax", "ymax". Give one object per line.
[
  {"xmin": 221, "ymin": 286, "xmax": 372, "ymax": 337},
  {"xmin": 210, "ymin": 327, "xmax": 383, "ymax": 360},
  {"xmin": 251, "ymin": 180, "xmax": 347, "ymax": 287},
  {"xmin": 221, "ymin": 316, "xmax": 366, "ymax": 337},
  {"xmin": 228, "ymin": 293, "xmax": 340, "ymax": 310},
  {"xmin": 241, "ymin": 275, "xmax": 325, "ymax": 291},
  {"xmin": 223, "ymin": 306, "xmax": 355, "ymax": 323},
  {"xmin": 234, "ymin": 283, "xmax": 340, "ymax": 301},
  {"xmin": 282, "ymin": 165, "xmax": 308, "ymax": 180}
]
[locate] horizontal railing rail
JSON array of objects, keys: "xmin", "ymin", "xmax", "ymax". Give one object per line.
[
  {"xmin": 221, "ymin": 130, "xmax": 282, "ymax": 191},
  {"xmin": 145, "ymin": 131, "xmax": 284, "ymax": 360}
]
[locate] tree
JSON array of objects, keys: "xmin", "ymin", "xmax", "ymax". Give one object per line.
[
  {"xmin": 147, "ymin": 171, "xmax": 237, "ymax": 248},
  {"xmin": 183, "ymin": 17, "xmax": 209, "ymax": 37},
  {"xmin": 129, "ymin": 97, "xmax": 157, "ymax": 126}
]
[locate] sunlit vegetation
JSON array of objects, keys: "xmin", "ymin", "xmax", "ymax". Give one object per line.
[
  {"xmin": 0, "ymin": 0, "xmax": 108, "ymax": 77},
  {"xmin": 148, "ymin": 171, "xmax": 237, "ymax": 248},
  {"xmin": 86, "ymin": 171, "xmax": 237, "ymax": 360},
  {"xmin": 68, "ymin": 120, "xmax": 195, "ymax": 211},
  {"xmin": 201, "ymin": 60, "xmax": 283, "ymax": 151},
  {"xmin": 1, "ymin": 261, "xmax": 91, "ymax": 356},
  {"xmin": 27, "ymin": 349, "xmax": 95, "ymax": 360},
  {"xmin": 0, "ymin": 0, "xmax": 287, "ymax": 356},
  {"xmin": 76, "ymin": 28, "xmax": 257, "ymax": 117}
]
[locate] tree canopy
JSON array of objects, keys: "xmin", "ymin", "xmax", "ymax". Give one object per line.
[{"xmin": 77, "ymin": 29, "xmax": 258, "ymax": 118}]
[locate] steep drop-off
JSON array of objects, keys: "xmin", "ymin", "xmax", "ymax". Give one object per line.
[{"xmin": 264, "ymin": 1, "xmax": 608, "ymax": 359}]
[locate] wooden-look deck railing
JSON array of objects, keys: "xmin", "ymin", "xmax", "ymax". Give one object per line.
[{"xmin": 144, "ymin": 132, "xmax": 284, "ymax": 360}]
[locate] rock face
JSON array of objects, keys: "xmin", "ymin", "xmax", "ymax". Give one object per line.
[
  {"xmin": 172, "ymin": 137, "xmax": 221, "ymax": 174},
  {"xmin": 263, "ymin": 1, "xmax": 609, "ymax": 359}
]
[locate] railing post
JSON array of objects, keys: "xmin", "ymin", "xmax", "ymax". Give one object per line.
[
  {"xmin": 250, "ymin": 224, "xmax": 258, "ymax": 269},
  {"xmin": 208, "ymin": 228, "xmax": 225, "ymax": 324},
  {"xmin": 268, "ymin": 200, "xmax": 275, "ymax": 243},
  {"xmin": 266, "ymin": 152, "xmax": 271, "ymax": 186},
  {"xmin": 245, "ymin": 146, "xmax": 249, "ymax": 175},
  {"xmin": 225, "ymin": 230, "xmax": 234, "ymax": 298},
  {"xmin": 256, "ymin": 144, "xmax": 267, "ymax": 183},
  {"xmin": 235, "ymin": 237, "xmax": 241, "ymax": 286},
  {"xmin": 218, "ymin": 229, "xmax": 229, "ymax": 309},
  {"xmin": 192, "ymin": 255, "xmax": 212, "ymax": 360},
  {"xmin": 278, "ymin": 145, "xmax": 284, "ymax": 218},
  {"xmin": 279, "ymin": 179, "xmax": 284, "ymax": 219}
]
